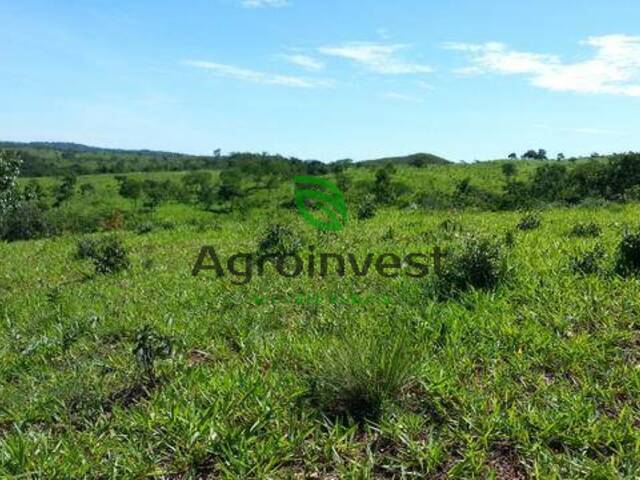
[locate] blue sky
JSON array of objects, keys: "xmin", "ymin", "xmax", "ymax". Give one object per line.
[{"xmin": 1, "ymin": 0, "xmax": 639, "ymax": 162}]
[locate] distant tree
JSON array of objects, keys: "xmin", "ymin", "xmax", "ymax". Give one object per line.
[
  {"xmin": 501, "ymin": 162, "xmax": 518, "ymax": 179},
  {"xmin": 79, "ymin": 183, "xmax": 95, "ymax": 196},
  {"xmin": 373, "ymin": 167, "xmax": 394, "ymax": 203},
  {"xmin": 182, "ymin": 171, "xmax": 212, "ymax": 203},
  {"xmin": 591, "ymin": 152, "xmax": 600, "ymax": 158},
  {"xmin": 0, "ymin": 150, "xmax": 22, "ymax": 215},
  {"xmin": 218, "ymin": 169, "xmax": 243, "ymax": 202},
  {"xmin": 557, "ymin": 153, "xmax": 565, "ymax": 161},
  {"xmin": 53, "ymin": 173, "xmax": 77, "ymax": 206},
  {"xmin": 23, "ymin": 180, "xmax": 46, "ymax": 202},
  {"xmin": 335, "ymin": 170, "xmax": 351, "ymax": 192},
  {"xmin": 508, "ymin": 153, "xmax": 518, "ymax": 160},
  {"xmin": 116, "ymin": 176, "xmax": 143, "ymax": 206},
  {"xmin": 522, "ymin": 149, "xmax": 547, "ymax": 160}
]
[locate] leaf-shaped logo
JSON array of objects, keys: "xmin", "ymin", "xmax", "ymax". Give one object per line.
[{"xmin": 295, "ymin": 176, "xmax": 348, "ymax": 232}]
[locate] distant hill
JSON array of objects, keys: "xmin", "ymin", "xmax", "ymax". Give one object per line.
[
  {"xmin": 360, "ymin": 152, "xmax": 450, "ymax": 167},
  {"xmin": 0, "ymin": 141, "xmax": 190, "ymax": 158}
]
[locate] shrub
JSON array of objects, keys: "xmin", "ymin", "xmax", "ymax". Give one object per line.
[
  {"xmin": 357, "ymin": 194, "xmax": 377, "ymax": 220},
  {"xmin": 257, "ymin": 224, "xmax": 303, "ymax": 256},
  {"xmin": 435, "ymin": 234, "xmax": 507, "ymax": 297},
  {"xmin": 517, "ymin": 212, "xmax": 541, "ymax": 231},
  {"xmin": 615, "ymin": 229, "xmax": 640, "ymax": 276},
  {"xmin": 81, "ymin": 236, "xmax": 130, "ymax": 274},
  {"xmin": 570, "ymin": 222, "xmax": 601, "ymax": 238},
  {"xmin": 570, "ymin": 245, "xmax": 606, "ymax": 275},
  {"xmin": 101, "ymin": 210, "xmax": 125, "ymax": 231},
  {"xmin": 1, "ymin": 201, "xmax": 54, "ymax": 241},
  {"xmin": 136, "ymin": 222, "xmax": 155, "ymax": 235},
  {"xmin": 75, "ymin": 237, "xmax": 100, "ymax": 260},
  {"xmin": 133, "ymin": 325, "xmax": 172, "ymax": 381},
  {"xmin": 305, "ymin": 321, "xmax": 418, "ymax": 421}
]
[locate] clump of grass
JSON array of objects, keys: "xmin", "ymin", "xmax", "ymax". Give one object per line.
[
  {"xmin": 76, "ymin": 235, "xmax": 130, "ymax": 274},
  {"xmin": 614, "ymin": 228, "xmax": 640, "ymax": 275},
  {"xmin": 305, "ymin": 322, "xmax": 418, "ymax": 422},
  {"xmin": 357, "ymin": 194, "xmax": 377, "ymax": 220},
  {"xmin": 504, "ymin": 230, "xmax": 516, "ymax": 247},
  {"xmin": 570, "ymin": 222, "xmax": 601, "ymax": 238},
  {"xmin": 517, "ymin": 212, "xmax": 541, "ymax": 231},
  {"xmin": 136, "ymin": 222, "xmax": 155, "ymax": 234},
  {"xmin": 257, "ymin": 223, "xmax": 303, "ymax": 255},
  {"xmin": 569, "ymin": 245, "xmax": 606, "ymax": 275},
  {"xmin": 440, "ymin": 219, "xmax": 463, "ymax": 233},
  {"xmin": 434, "ymin": 234, "xmax": 507, "ymax": 297}
]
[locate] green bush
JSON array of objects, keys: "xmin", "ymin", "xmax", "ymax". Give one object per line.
[
  {"xmin": 517, "ymin": 212, "xmax": 541, "ymax": 231},
  {"xmin": 1, "ymin": 201, "xmax": 54, "ymax": 241},
  {"xmin": 75, "ymin": 237, "xmax": 100, "ymax": 260},
  {"xmin": 615, "ymin": 229, "xmax": 640, "ymax": 276},
  {"xmin": 569, "ymin": 245, "xmax": 606, "ymax": 275},
  {"xmin": 80, "ymin": 236, "xmax": 131, "ymax": 274},
  {"xmin": 357, "ymin": 194, "xmax": 377, "ymax": 220},
  {"xmin": 435, "ymin": 234, "xmax": 507, "ymax": 297},
  {"xmin": 136, "ymin": 222, "xmax": 155, "ymax": 234},
  {"xmin": 257, "ymin": 224, "xmax": 303, "ymax": 256},
  {"xmin": 570, "ymin": 222, "xmax": 601, "ymax": 237}
]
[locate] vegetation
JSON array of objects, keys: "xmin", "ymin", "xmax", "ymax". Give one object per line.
[{"xmin": 2, "ymin": 145, "xmax": 640, "ymax": 477}]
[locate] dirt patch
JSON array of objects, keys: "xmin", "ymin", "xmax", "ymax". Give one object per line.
[{"xmin": 487, "ymin": 445, "xmax": 527, "ymax": 480}]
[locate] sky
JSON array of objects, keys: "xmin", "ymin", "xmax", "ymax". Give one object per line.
[{"xmin": 1, "ymin": 0, "xmax": 640, "ymax": 162}]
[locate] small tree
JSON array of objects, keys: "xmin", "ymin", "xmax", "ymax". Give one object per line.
[
  {"xmin": 373, "ymin": 167, "xmax": 394, "ymax": 203},
  {"xmin": 116, "ymin": 176, "xmax": 143, "ymax": 206},
  {"xmin": 501, "ymin": 162, "xmax": 517, "ymax": 180},
  {"xmin": 507, "ymin": 153, "xmax": 518, "ymax": 160},
  {"xmin": 0, "ymin": 150, "xmax": 22, "ymax": 215},
  {"xmin": 557, "ymin": 153, "xmax": 565, "ymax": 161},
  {"xmin": 53, "ymin": 173, "xmax": 77, "ymax": 206}
]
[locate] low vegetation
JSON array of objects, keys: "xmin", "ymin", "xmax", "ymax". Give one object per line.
[{"xmin": 1, "ymin": 145, "xmax": 640, "ymax": 477}]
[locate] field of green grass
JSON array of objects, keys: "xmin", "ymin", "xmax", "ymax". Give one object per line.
[{"xmin": 2, "ymin": 161, "xmax": 640, "ymax": 478}]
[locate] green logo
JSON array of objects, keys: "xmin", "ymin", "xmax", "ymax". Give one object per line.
[{"xmin": 295, "ymin": 176, "xmax": 348, "ymax": 232}]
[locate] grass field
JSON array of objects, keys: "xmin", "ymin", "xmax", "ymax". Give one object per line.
[{"xmin": 2, "ymin": 162, "xmax": 640, "ymax": 478}]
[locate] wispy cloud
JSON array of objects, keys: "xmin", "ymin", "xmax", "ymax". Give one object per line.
[
  {"xmin": 381, "ymin": 92, "xmax": 424, "ymax": 103},
  {"xmin": 241, "ymin": 0, "xmax": 289, "ymax": 8},
  {"xmin": 185, "ymin": 60, "xmax": 332, "ymax": 88},
  {"xmin": 444, "ymin": 35, "xmax": 640, "ymax": 97},
  {"xmin": 318, "ymin": 42, "xmax": 433, "ymax": 75},
  {"xmin": 280, "ymin": 54, "xmax": 325, "ymax": 71}
]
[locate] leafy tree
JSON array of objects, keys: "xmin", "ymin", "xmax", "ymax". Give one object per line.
[
  {"xmin": 501, "ymin": 162, "xmax": 517, "ymax": 179},
  {"xmin": 53, "ymin": 173, "xmax": 77, "ymax": 206},
  {"xmin": 0, "ymin": 150, "xmax": 22, "ymax": 215},
  {"xmin": 116, "ymin": 176, "xmax": 143, "ymax": 206},
  {"xmin": 373, "ymin": 167, "xmax": 394, "ymax": 203},
  {"xmin": 557, "ymin": 153, "xmax": 565, "ymax": 161},
  {"xmin": 218, "ymin": 169, "xmax": 243, "ymax": 202},
  {"xmin": 507, "ymin": 153, "xmax": 518, "ymax": 160}
]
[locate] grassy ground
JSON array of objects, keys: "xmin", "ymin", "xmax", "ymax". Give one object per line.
[{"xmin": 2, "ymin": 164, "xmax": 640, "ymax": 478}]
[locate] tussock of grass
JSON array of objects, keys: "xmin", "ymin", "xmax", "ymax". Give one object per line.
[{"xmin": 304, "ymin": 320, "xmax": 419, "ymax": 422}]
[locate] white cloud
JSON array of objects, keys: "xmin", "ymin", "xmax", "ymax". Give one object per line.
[
  {"xmin": 318, "ymin": 42, "xmax": 433, "ymax": 75},
  {"xmin": 185, "ymin": 60, "xmax": 332, "ymax": 88},
  {"xmin": 381, "ymin": 92, "xmax": 424, "ymax": 103},
  {"xmin": 241, "ymin": 0, "xmax": 289, "ymax": 8},
  {"xmin": 444, "ymin": 35, "xmax": 640, "ymax": 97},
  {"xmin": 280, "ymin": 54, "xmax": 325, "ymax": 71}
]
